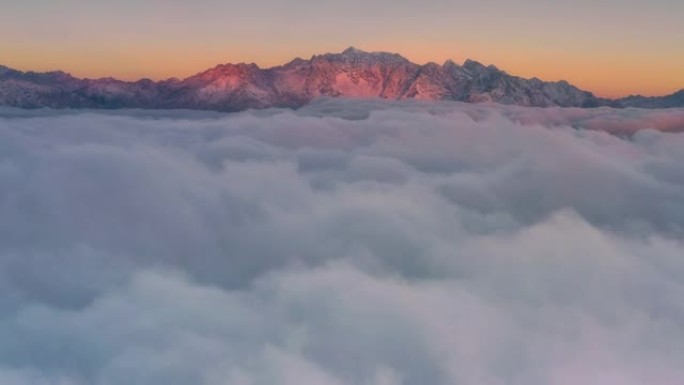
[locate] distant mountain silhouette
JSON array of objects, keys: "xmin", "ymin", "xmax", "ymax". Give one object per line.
[
  {"xmin": 0, "ymin": 48, "xmax": 681, "ymax": 111},
  {"xmin": 617, "ymin": 89, "xmax": 684, "ymax": 109}
]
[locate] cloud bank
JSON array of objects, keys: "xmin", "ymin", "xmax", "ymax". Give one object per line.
[{"xmin": 1, "ymin": 100, "xmax": 684, "ymax": 385}]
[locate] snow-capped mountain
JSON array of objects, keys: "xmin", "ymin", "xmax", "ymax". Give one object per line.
[{"xmin": 0, "ymin": 48, "xmax": 680, "ymax": 111}]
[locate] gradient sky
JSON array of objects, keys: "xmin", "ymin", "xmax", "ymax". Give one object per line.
[{"xmin": 1, "ymin": 0, "xmax": 682, "ymax": 97}]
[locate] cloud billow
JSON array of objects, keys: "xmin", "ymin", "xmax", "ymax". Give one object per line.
[{"xmin": 1, "ymin": 100, "xmax": 683, "ymax": 385}]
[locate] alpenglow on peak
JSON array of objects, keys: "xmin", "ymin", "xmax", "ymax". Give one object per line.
[{"xmin": 1, "ymin": 48, "xmax": 680, "ymax": 110}]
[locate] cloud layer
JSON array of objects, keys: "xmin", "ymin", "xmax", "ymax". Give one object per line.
[{"xmin": 1, "ymin": 100, "xmax": 684, "ymax": 385}]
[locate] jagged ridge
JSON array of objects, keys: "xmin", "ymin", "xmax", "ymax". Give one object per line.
[{"xmin": 0, "ymin": 48, "xmax": 680, "ymax": 111}]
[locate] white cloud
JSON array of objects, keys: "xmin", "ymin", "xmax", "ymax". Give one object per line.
[{"xmin": 0, "ymin": 101, "xmax": 683, "ymax": 384}]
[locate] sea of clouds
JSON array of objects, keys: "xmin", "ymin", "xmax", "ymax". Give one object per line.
[{"xmin": 1, "ymin": 99, "xmax": 684, "ymax": 385}]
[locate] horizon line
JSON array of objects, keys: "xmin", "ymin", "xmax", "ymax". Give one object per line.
[{"xmin": 2, "ymin": 47, "xmax": 682, "ymax": 100}]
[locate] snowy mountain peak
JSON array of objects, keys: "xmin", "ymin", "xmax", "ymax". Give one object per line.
[
  {"xmin": 462, "ymin": 59, "xmax": 490, "ymax": 71},
  {"xmin": 342, "ymin": 46, "xmax": 365, "ymax": 55},
  {"xmin": 0, "ymin": 48, "xmax": 682, "ymax": 110}
]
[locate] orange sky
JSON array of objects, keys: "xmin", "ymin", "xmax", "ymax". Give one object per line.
[{"xmin": 2, "ymin": 0, "xmax": 682, "ymax": 98}]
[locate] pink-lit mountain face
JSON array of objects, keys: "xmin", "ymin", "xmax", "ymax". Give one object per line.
[{"xmin": 0, "ymin": 48, "xmax": 680, "ymax": 111}]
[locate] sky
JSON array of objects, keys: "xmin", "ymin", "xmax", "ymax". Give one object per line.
[{"xmin": 1, "ymin": 0, "xmax": 683, "ymax": 98}]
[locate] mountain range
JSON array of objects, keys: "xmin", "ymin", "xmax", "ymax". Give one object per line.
[{"xmin": 1, "ymin": 47, "xmax": 682, "ymax": 111}]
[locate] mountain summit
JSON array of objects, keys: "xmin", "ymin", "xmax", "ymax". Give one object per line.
[{"xmin": 0, "ymin": 48, "xmax": 680, "ymax": 111}]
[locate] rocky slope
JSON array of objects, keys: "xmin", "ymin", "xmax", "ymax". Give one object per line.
[{"xmin": 0, "ymin": 48, "xmax": 680, "ymax": 111}]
